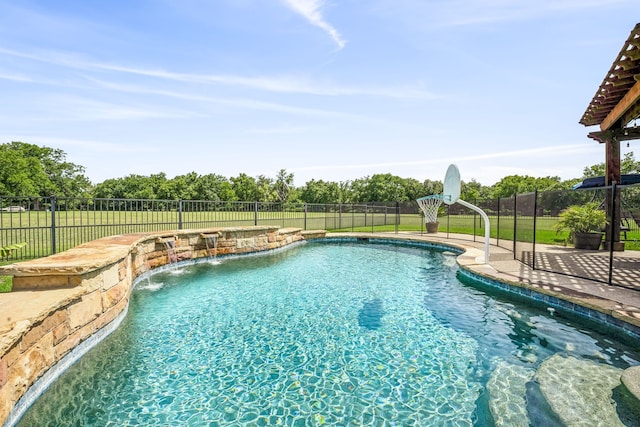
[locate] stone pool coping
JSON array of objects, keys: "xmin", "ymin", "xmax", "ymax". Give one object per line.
[{"xmin": 1, "ymin": 228, "xmax": 639, "ymax": 426}]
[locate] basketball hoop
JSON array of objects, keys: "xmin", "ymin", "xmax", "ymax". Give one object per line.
[
  {"xmin": 442, "ymin": 163, "xmax": 491, "ymax": 264},
  {"xmin": 416, "ymin": 195, "xmax": 443, "ymax": 224}
]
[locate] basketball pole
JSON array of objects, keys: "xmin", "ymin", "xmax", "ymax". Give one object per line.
[{"xmin": 456, "ymin": 199, "xmax": 490, "ymax": 264}]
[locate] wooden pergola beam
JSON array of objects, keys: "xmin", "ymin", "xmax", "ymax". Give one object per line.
[
  {"xmin": 580, "ymin": 23, "xmax": 640, "ymax": 128},
  {"xmin": 588, "ymin": 126, "xmax": 640, "ymax": 143},
  {"xmin": 600, "ymin": 80, "xmax": 640, "ymax": 130}
]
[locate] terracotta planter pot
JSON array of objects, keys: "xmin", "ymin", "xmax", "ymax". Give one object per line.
[
  {"xmin": 573, "ymin": 232, "xmax": 603, "ymax": 250},
  {"xmin": 426, "ymin": 222, "xmax": 439, "ymax": 233}
]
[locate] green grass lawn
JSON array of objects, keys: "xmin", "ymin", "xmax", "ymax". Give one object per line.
[
  {"xmin": 0, "ymin": 275, "xmax": 11, "ymax": 292},
  {"xmin": 3, "ymin": 211, "xmax": 638, "ymax": 252},
  {"xmin": 1, "ymin": 211, "xmax": 638, "ymax": 293},
  {"xmin": 0, "ymin": 210, "xmax": 640, "ymax": 259},
  {"xmin": 333, "ymin": 214, "xmax": 640, "ymax": 250}
]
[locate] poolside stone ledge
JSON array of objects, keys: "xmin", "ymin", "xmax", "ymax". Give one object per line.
[{"xmin": 0, "ymin": 226, "xmax": 324, "ymax": 427}]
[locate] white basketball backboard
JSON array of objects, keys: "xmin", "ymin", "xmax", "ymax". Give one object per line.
[{"xmin": 443, "ymin": 164, "xmax": 461, "ymax": 205}]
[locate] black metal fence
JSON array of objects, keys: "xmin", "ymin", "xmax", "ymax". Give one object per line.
[
  {"xmin": 2, "ymin": 189, "xmax": 640, "ymax": 290},
  {"xmin": 0, "ymin": 196, "xmax": 401, "ymax": 260},
  {"xmin": 445, "ymin": 185, "xmax": 640, "ymax": 290}
]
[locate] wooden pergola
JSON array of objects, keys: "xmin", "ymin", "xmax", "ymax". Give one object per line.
[{"xmin": 580, "ymin": 22, "xmax": 640, "ymax": 251}]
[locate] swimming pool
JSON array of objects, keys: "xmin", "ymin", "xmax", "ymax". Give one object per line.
[{"xmin": 16, "ymin": 240, "xmax": 640, "ymax": 426}]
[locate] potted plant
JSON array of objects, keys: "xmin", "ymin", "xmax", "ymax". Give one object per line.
[
  {"xmin": 554, "ymin": 203, "xmax": 607, "ymax": 250},
  {"xmin": 426, "ymin": 221, "xmax": 439, "ymax": 233}
]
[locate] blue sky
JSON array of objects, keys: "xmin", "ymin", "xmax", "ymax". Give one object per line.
[{"xmin": 0, "ymin": 1, "xmax": 637, "ymax": 186}]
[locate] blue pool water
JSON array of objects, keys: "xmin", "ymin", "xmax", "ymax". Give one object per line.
[{"xmin": 16, "ymin": 241, "xmax": 640, "ymax": 426}]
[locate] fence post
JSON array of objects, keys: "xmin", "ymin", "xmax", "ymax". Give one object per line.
[
  {"xmin": 351, "ymin": 204, "xmax": 354, "ymax": 232},
  {"xmin": 50, "ymin": 195, "xmax": 57, "ymax": 255},
  {"xmin": 371, "ymin": 205, "xmax": 374, "ymax": 233},
  {"xmin": 496, "ymin": 198, "xmax": 501, "ymax": 248},
  {"xmin": 339, "ymin": 204, "xmax": 342, "ymax": 230},
  {"xmin": 178, "ymin": 200, "xmax": 183, "ymax": 229},
  {"xmin": 365, "ymin": 204, "xmax": 368, "ymax": 228},
  {"xmin": 254, "ymin": 201, "xmax": 258, "ymax": 226},
  {"xmin": 304, "ymin": 203, "xmax": 307, "ymax": 230},
  {"xmin": 512, "ymin": 194, "xmax": 517, "ymax": 255},
  {"xmin": 281, "ymin": 202, "xmax": 285, "ymax": 228},
  {"xmin": 532, "ymin": 190, "xmax": 538, "ymax": 270},
  {"xmin": 608, "ymin": 182, "xmax": 617, "ymax": 285},
  {"xmin": 395, "ymin": 201, "xmax": 399, "ymax": 234},
  {"xmin": 325, "ymin": 204, "xmax": 329, "ymax": 230}
]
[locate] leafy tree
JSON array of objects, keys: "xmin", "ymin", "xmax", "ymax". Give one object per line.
[
  {"xmin": 534, "ymin": 176, "xmax": 566, "ymax": 191},
  {"xmin": 274, "ymin": 169, "xmax": 295, "ymax": 203},
  {"xmin": 0, "ymin": 149, "xmax": 40, "ymax": 195},
  {"xmin": 145, "ymin": 173, "xmax": 171, "ymax": 200},
  {"xmin": 0, "ymin": 141, "xmax": 91, "ymax": 197},
  {"xmin": 460, "ymin": 179, "xmax": 484, "ymax": 202},
  {"xmin": 583, "ymin": 151, "xmax": 640, "ymax": 177},
  {"xmin": 300, "ymin": 179, "xmax": 344, "ymax": 204},
  {"xmin": 231, "ymin": 173, "xmax": 260, "ymax": 201},
  {"xmin": 421, "ymin": 179, "xmax": 444, "ymax": 197},
  {"xmin": 256, "ymin": 175, "xmax": 276, "ymax": 202},
  {"xmin": 403, "ymin": 178, "xmax": 428, "ymax": 202},
  {"xmin": 491, "ymin": 175, "xmax": 564, "ymax": 199},
  {"xmin": 41, "ymin": 146, "xmax": 92, "ymax": 197},
  {"xmin": 350, "ymin": 174, "xmax": 408, "ymax": 202},
  {"xmin": 193, "ymin": 174, "xmax": 236, "ymax": 201},
  {"xmin": 93, "ymin": 174, "xmax": 161, "ymax": 199},
  {"xmin": 492, "ymin": 175, "xmax": 535, "ymax": 198},
  {"xmin": 338, "ymin": 181, "xmax": 354, "ymax": 203},
  {"xmin": 167, "ymin": 172, "xmax": 200, "ymax": 200}
]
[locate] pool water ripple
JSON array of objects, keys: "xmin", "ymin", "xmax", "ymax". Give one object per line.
[{"xmin": 16, "ymin": 242, "xmax": 640, "ymax": 426}]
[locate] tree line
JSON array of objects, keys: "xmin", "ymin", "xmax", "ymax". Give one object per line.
[{"xmin": 2, "ymin": 141, "xmax": 639, "ymax": 203}]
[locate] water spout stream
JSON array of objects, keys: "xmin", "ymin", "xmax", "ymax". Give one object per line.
[
  {"xmin": 202, "ymin": 234, "xmax": 219, "ymax": 263},
  {"xmin": 163, "ymin": 240, "xmax": 178, "ymax": 264}
]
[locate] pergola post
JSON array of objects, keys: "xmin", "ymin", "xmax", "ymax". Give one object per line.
[{"xmin": 604, "ymin": 138, "xmax": 623, "ymax": 251}]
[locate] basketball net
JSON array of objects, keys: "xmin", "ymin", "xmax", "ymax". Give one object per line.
[{"xmin": 416, "ymin": 195, "xmax": 443, "ymax": 223}]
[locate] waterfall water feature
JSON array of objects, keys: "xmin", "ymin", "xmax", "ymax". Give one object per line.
[
  {"xmin": 163, "ymin": 240, "xmax": 178, "ymax": 264},
  {"xmin": 202, "ymin": 234, "xmax": 219, "ymax": 263}
]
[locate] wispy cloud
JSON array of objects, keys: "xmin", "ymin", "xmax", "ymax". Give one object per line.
[
  {"xmin": 282, "ymin": 0, "xmax": 346, "ymax": 49},
  {"xmin": 0, "ymin": 47, "xmax": 433, "ymax": 99},
  {"xmin": 89, "ymin": 69, "xmax": 433, "ymax": 98},
  {"xmin": 86, "ymin": 78, "xmax": 366, "ymax": 119},
  {"xmin": 16, "ymin": 92, "xmax": 202, "ymax": 122},
  {"xmin": 0, "ymin": 72, "xmax": 32, "ymax": 82},
  {"xmin": 94, "ymin": 66, "xmax": 433, "ymax": 98}
]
